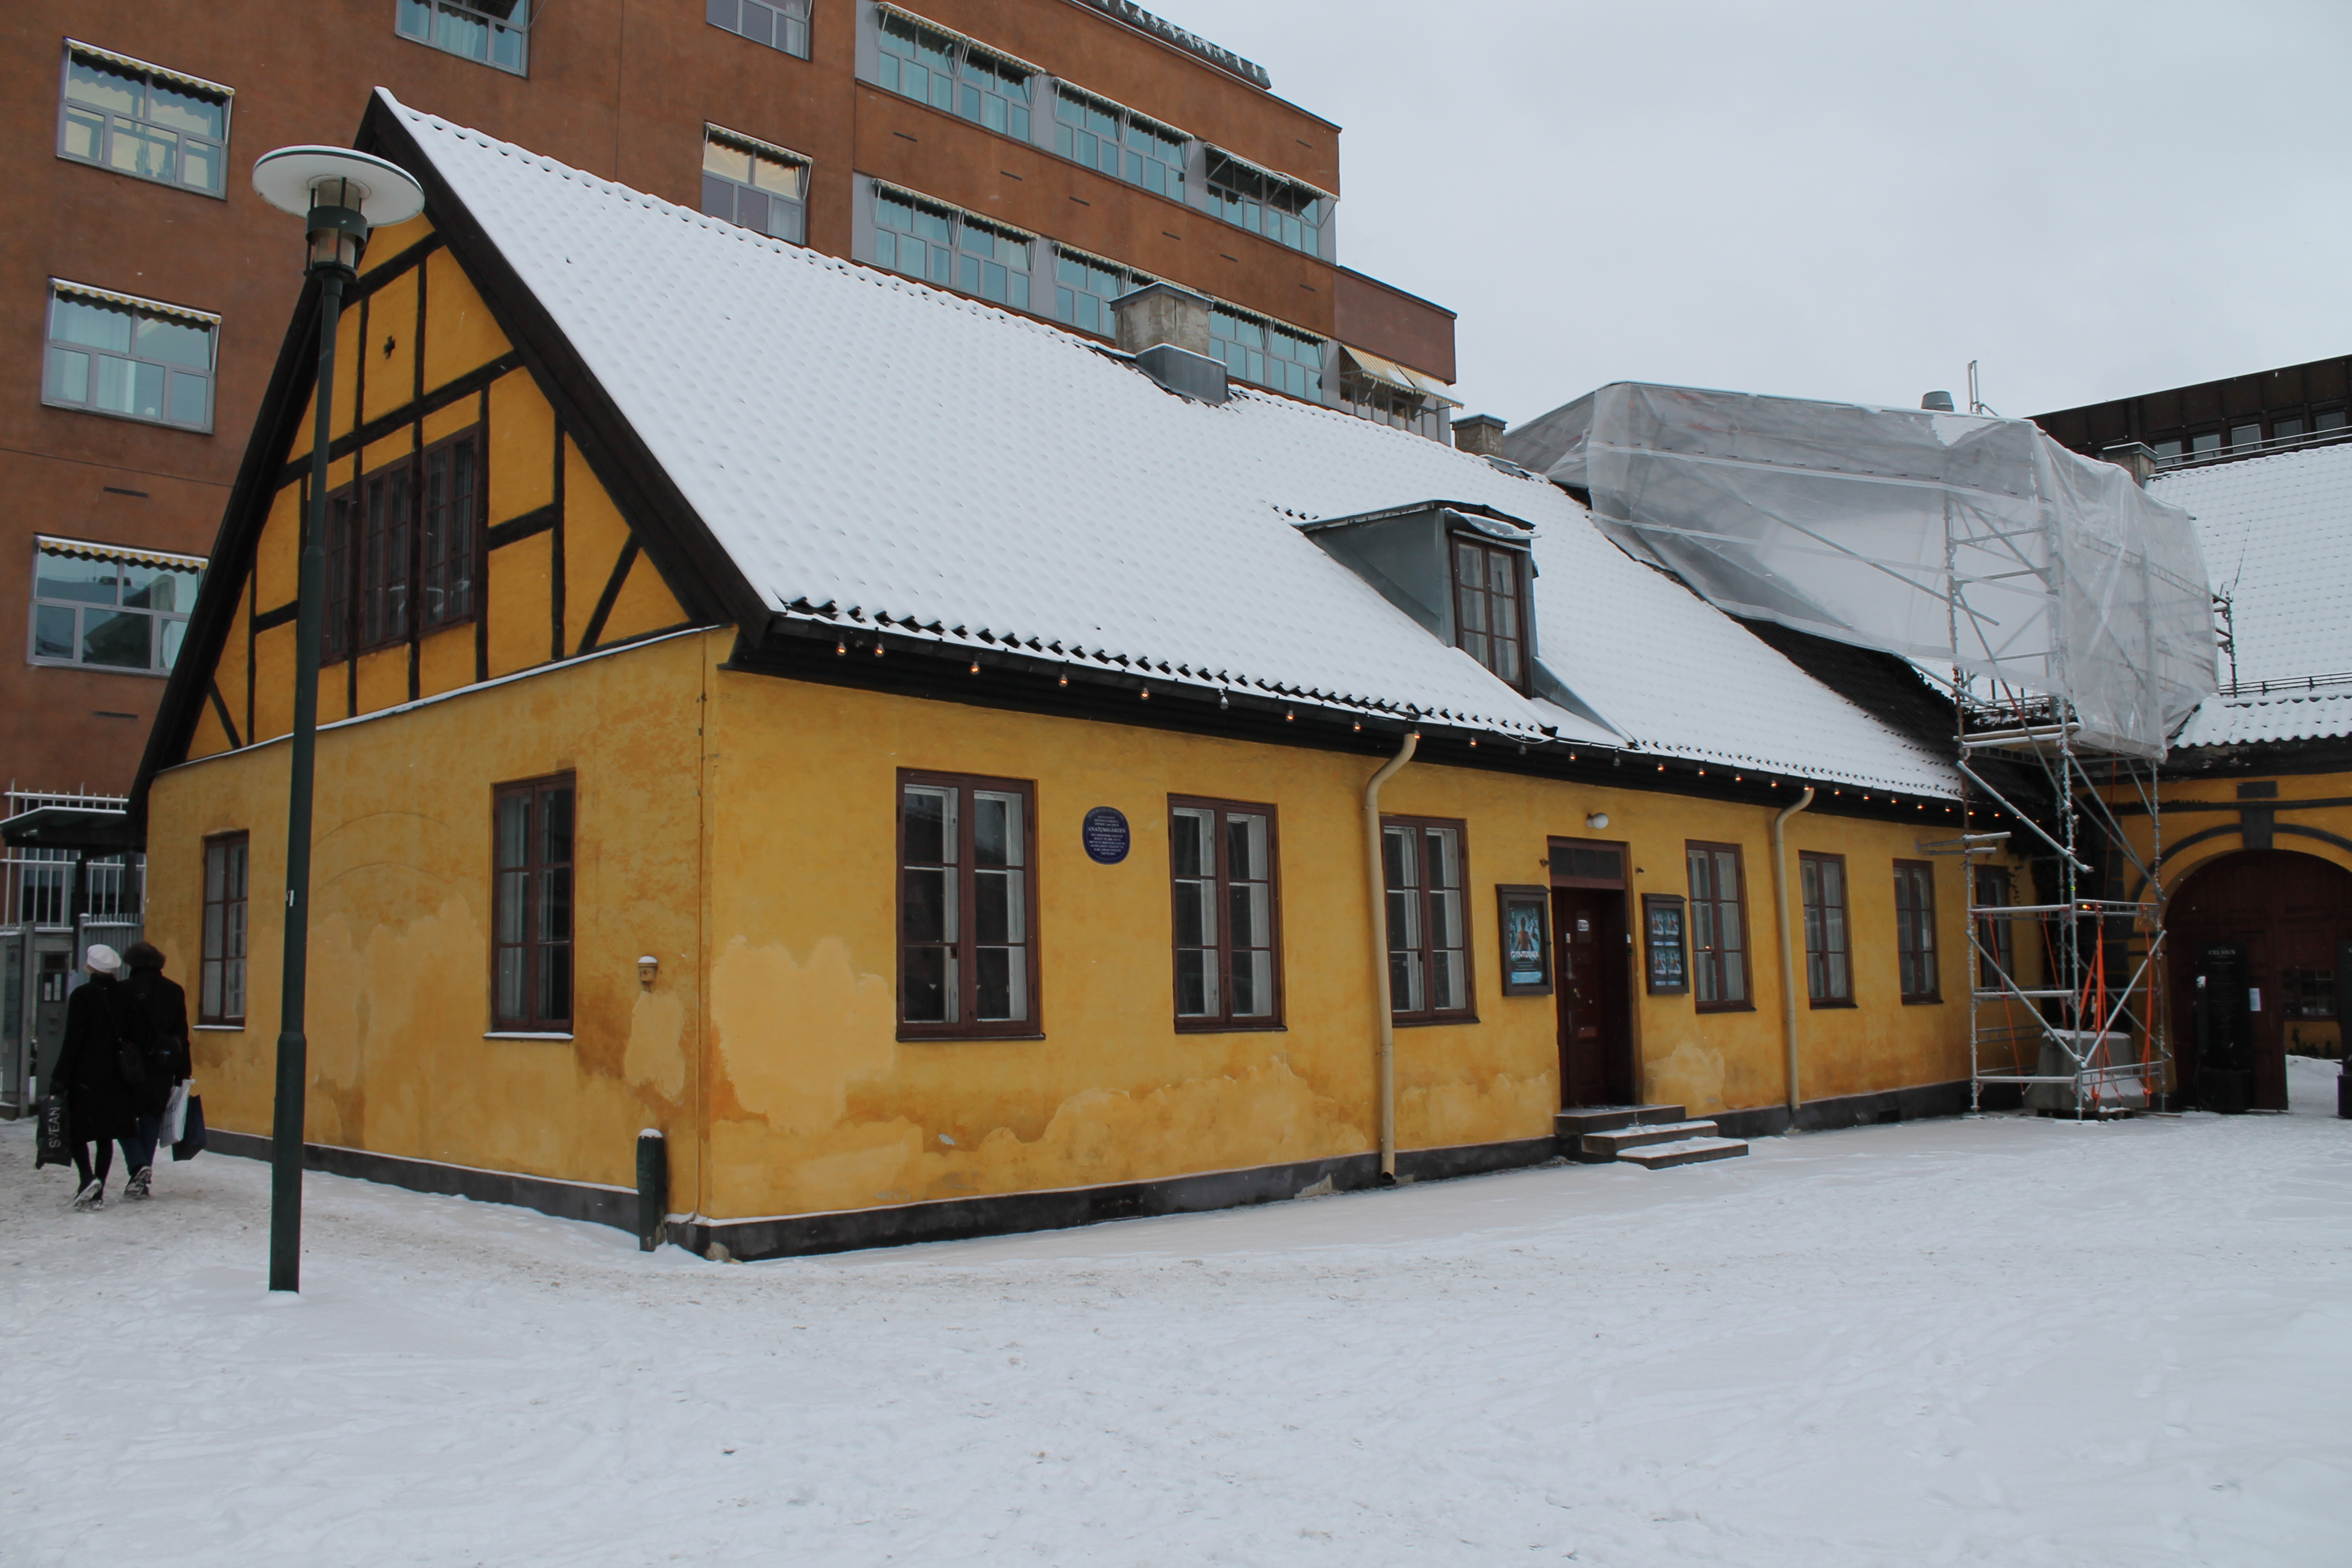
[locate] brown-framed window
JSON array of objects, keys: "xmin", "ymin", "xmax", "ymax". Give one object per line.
[
  {"xmin": 493, "ymin": 774, "xmax": 574, "ymax": 1031},
  {"xmin": 1894, "ymin": 860, "xmax": 1939, "ymax": 1003},
  {"xmin": 419, "ymin": 431, "xmax": 479, "ymax": 628},
  {"xmin": 1800, "ymin": 851, "xmax": 1852, "ymax": 1006},
  {"xmin": 199, "ymin": 832, "xmax": 248, "ymax": 1025},
  {"xmin": 323, "ymin": 483, "xmax": 356, "ymax": 662},
  {"xmin": 1642, "ymin": 892, "xmax": 1688, "ymax": 994},
  {"xmin": 1383, "ymin": 815, "xmax": 1473, "ymax": 1022},
  {"xmin": 360, "ymin": 459, "xmax": 411, "ymax": 650},
  {"xmin": 899, "ymin": 770, "xmax": 1039, "ymax": 1037},
  {"xmin": 1686, "ymin": 841, "xmax": 1749, "ymax": 1009},
  {"xmin": 1451, "ymin": 536, "xmax": 1528, "ymax": 687},
  {"xmin": 319, "ymin": 428, "xmax": 483, "ymax": 662},
  {"xmin": 1169, "ymin": 797, "xmax": 1282, "ymax": 1029}
]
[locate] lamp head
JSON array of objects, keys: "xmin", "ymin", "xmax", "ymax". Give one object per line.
[{"xmin": 252, "ymin": 146, "xmax": 426, "ymax": 279}]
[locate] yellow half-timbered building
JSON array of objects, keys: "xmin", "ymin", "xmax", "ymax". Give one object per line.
[{"xmin": 134, "ymin": 96, "xmax": 2024, "ymax": 1256}]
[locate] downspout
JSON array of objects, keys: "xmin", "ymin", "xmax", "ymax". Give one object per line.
[
  {"xmin": 1363, "ymin": 730, "xmax": 1419, "ymax": 1184},
  {"xmin": 1771, "ymin": 786, "xmax": 1816, "ymax": 1118}
]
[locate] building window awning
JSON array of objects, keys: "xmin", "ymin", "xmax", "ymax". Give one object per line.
[
  {"xmin": 37, "ymin": 533, "xmax": 209, "ymax": 571},
  {"xmin": 705, "ymin": 123, "xmax": 810, "ymax": 168},
  {"xmin": 49, "ymin": 279, "xmax": 221, "ymax": 330},
  {"xmin": 874, "ymin": 3, "xmax": 1047, "ymax": 77},
  {"xmin": 1202, "ymin": 143, "xmax": 1335, "ymax": 203},
  {"xmin": 66, "ymin": 39, "xmax": 235, "ymax": 101},
  {"xmin": 1342, "ymin": 346, "xmax": 1461, "ymax": 408}
]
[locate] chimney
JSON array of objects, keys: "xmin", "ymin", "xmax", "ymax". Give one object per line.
[
  {"xmin": 2100, "ymin": 440, "xmax": 2158, "ymax": 486},
  {"xmin": 1920, "ymin": 391, "xmax": 1955, "ymax": 412},
  {"xmin": 1110, "ymin": 281, "xmax": 1226, "ymax": 404},
  {"xmin": 1452, "ymin": 413, "xmax": 1508, "ymax": 456}
]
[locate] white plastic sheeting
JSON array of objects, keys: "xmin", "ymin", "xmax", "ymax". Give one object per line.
[{"xmin": 1510, "ymin": 384, "xmax": 2217, "ymax": 759}]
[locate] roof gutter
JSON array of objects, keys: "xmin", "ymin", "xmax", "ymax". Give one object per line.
[
  {"xmin": 1771, "ymin": 785, "xmax": 1816, "ymax": 1115},
  {"xmin": 1363, "ymin": 729, "xmax": 1418, "ymax": 1183}
]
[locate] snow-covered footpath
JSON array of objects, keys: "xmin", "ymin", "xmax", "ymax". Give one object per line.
[{"xmin": 4, "ymin": 1060, "xmax": 2348, "ymax": 1567}]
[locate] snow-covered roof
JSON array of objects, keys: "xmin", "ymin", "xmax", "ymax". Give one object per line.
[
  {"xmin": 383, "ymin": 93, "xmax": 1956, "ymax": 797},
  {"xmin": 2153, "ymin": 441, "xmax": 2352, "ymax": 748}
]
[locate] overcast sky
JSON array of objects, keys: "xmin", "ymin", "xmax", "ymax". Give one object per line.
[{"xmin": 1158, "ymin": 0, "xmax": 2352, "ymax": 429}]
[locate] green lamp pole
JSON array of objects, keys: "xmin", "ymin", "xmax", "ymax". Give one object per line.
[{"xmin": 250, "ymin": 147, "xmax": 424, "ymax": 1293}]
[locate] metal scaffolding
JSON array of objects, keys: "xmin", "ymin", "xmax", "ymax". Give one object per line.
[
  {"xmin": 1947, "ymin": 699, "xmax": 2169, "ymax": 1115},
  {"xmin": 1516, "ymin": 382, "xmax": 2219, "ymax": 1115}
]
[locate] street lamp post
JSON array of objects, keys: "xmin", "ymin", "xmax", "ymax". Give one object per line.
[{"xmin": 251, "ymin": 148, "xmax": 425, "ymax": 1293}]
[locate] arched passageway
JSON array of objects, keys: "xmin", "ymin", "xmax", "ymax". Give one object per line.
[{"xmin": 2168, "ymin": 849, "xmax": 2352, "ymax": 1110}]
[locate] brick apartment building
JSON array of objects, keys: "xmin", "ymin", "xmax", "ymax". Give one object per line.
[{"xmin": 2, "ymin": 0, "xmax": 1461, "ymax": 802}]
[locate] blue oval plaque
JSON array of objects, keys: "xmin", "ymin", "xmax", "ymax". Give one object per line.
[{"xmin": 1081, "ymin": 806, "xmax": 1130, "ymax": 865}]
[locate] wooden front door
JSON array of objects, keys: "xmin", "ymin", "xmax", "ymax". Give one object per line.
[
  {"xmin": 2169, "ymin": 848, "xmax": 2352, "ymax": 1112},
  {"xmin": 1554, "ymin": 885, "xmax": 1634, "ymax": 1107}
]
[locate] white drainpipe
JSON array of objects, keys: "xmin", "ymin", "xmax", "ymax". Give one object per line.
[
  {"xmin": 1363, "ymin": 731, "xmax": 1419, "ymax": 1183},
  {"xmin": 1771, "ymin": 786, "xmax": 1817, "ymax": 1117}
]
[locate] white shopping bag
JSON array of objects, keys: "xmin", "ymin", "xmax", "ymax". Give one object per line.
[{"xmin": 164, "ymin": 1081, "xmax": 190, "ymax": 1145}]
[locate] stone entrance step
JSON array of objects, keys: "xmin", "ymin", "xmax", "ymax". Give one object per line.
[
  {"xmin": 1555, "ymin": 1103, "xmax": 1686, "ymax": 1144},
  {"xmin": 1616, "ymin": 1136, "xmax": 1749, "ymax": 1170},
  {"xmin": 1581, "ymin": 1119, "xmax": 1721, "ymax": 1159}
]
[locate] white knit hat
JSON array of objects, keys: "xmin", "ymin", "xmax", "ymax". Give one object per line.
[{"xmin": 84, "ymin": 944, "xmax": 122, "ymax": 974}]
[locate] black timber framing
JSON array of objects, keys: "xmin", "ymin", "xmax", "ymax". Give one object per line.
[{"xmin": 130, "ymin": 90, "xmax": 764, "ymax": 830}]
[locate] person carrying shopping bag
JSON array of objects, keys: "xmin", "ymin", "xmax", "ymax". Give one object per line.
[
  {"xmin": 50, "ymin": 945, "xmax": 143, "ymax": 1210},
  {"xmin": 119, "ymin": 941, "xmax": 190, "ymax": 1200}
]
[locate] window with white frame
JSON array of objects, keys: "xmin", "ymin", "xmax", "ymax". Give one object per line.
[
  {"xmin": 1053, "ymin": 86, "xmax": 1186, "ymax": 200},
  {"xmin": 1205, "ymin": 150, "xmax": 1326, "ymax": 257},
  {"xmin": 701, "ymin": 128, "xmax": 808, "ymax": 244},
  {"xmin": 42, "ymin": 283, "xmax": 216, "ymax": 431},
  {"xmin": 709, "ymin": 0, "xmax": 809, "ymax": 58},
  {"xmin": 1050, "ymin": 247, "xmax": 1149, "ymax": 337},
  {"xmin": 56, "ymin": 43, "xmax": 231, "ymax": 197},
  {"xmin": 1209, "ymin": 304, "xmax": 1323, "ymax": 401},
  {"xmin": 876, "ymin": 11, "xmax": 1034, "ymax": 139},
  {"xmin": 872, "ymin": 187, "xmax": 1031, "ymax": 311},
  {"xmin": 395, "ymin": 0, "xmax": 530, "ymax": 75},
  {"xmin": 28, "ymin": 536, "xmax": 204, "ymax": 674}
]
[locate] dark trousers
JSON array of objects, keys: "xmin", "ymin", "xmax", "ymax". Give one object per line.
[
  {"xmin": 71, "ymin": 1139, "xmax": 115, "ymax": 1189},
  {"xmin": 120, "ymin": 1114, "xmax": 161, "ymax": 1174}
]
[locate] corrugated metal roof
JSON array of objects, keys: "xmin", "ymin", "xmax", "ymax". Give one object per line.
[{"xmin": 383, "ymin": 94, "xmax": 1958, "ymax": 797}]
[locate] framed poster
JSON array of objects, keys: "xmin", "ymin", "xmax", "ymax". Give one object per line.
[
  {"xmin": 1643, "ymin": 893, "xmax": 1689, "ymax": 995},
  {"xmin": 1495, "ymin": 884, "xmax": 1553, "ymax": 997}
]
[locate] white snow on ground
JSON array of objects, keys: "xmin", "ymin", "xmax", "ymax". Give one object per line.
[{"xmin": 4, "ymin": 1060, "xmax": 2348, "ymax": 1567}]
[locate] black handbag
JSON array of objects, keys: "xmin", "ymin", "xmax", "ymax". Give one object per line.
[
  {"xmin": 172, "ymin": 1095, "xmax": 206, "ymax": 1161},
  {"xmin": 35, "ymin": 1092, "xmax": 73, "ymax": 1169}
]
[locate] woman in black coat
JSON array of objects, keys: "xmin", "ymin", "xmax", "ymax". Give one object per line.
[
  {"xmin": 119, "ymin": 941, "xmax": 190, "ymax": 1197},
  {"xmin": 51, "ymin": 945, "xmax": 141, "ymax": 1210}
]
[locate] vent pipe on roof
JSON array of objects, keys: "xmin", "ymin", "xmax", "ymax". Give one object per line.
[
  {"xmin": 1111, "ymin": 281, "xmax": 1227, "ymax": 405},
  {"xmin": 1920, "ymin": 391, "xmax": 1956, "ymax": 412},
  {"xmin": 1452, "ymin": 413, "xmax": 1508, "ymax": 456}
]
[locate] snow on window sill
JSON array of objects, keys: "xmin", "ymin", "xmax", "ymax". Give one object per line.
[
  {"xmin": 193, "ymin": 1023, "xmax": 245, "ymax": 1031},
  {"xmin": 485, "ymin": 1030, "xmax": 574, "ymax": 1040}
]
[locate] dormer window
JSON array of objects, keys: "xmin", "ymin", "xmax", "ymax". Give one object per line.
[{"xmin": 1452, "ymin": 536, "xmax": 1527, "ymax": 686}]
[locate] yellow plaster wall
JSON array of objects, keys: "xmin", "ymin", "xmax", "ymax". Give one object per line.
[
  {"xmin": 423, "ymin": 247, "xmax": 507, "ymax": 394},
  {"xmin": 419, "ymin": 622, "xmax": 475, "ymax": 698},
  {"xmin": 487, "ymin": 372, "xmax": 553, "ymax": 521},
  {"xmin": 361, "ymin": 215, "xmax": 434, "ymax": 276},
  {"xmin": 692, "ymin": 672, "xmax": 1983, "ymax": 1222},
  {"xmin": 355, "ymin": 645, "xmax": 408, "ymax": 714},
  {"xmin": 562, "ymin": 440, "xmax": 633, "ymax": 656},
  {"xmin": 360, "ymin": 266, "xmax": 421, "ymax": 426},
  {"xmin": 2110, "ymin": 772, "xmax": 2352, "ymax": 896},
  {"xmin": 488, "ymin": 532, "xmax": 555, "ymax": 677},
  {"xmin": 598, "ymin": 551, "xmax": 690, "ymax": 647},
  {"xmin": 143, "ymin": 630, "xmax": 713, "ymax": 1196}
]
